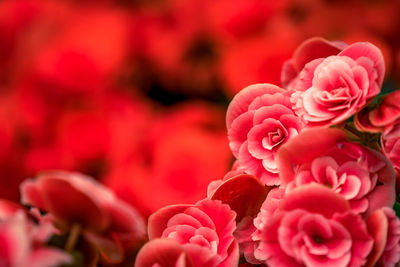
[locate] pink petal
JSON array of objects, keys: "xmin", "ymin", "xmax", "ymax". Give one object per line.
[
  {"xmin": 195, "ymin": 200, "xmax": 236, "ymax": 257},
  {"xmin": 365, "ymin": 209, "xmax": 388, "ymax": 267},
  {"xmin": 0, "ymin": 212, "xmax": 30, "ymax": 266},
  {"xmin": 148, "ymin": 205, "xmax": 191, "ymax": 240},
  {"xmin": 226, "ymin": 83, "xmax": 284, "ymax": 129},
  {"xmin": 134, "ymin": 238, "xmax": 193, "ymax": 267},
  {"xmin": 209, "ymin": 174, "xmax": 270, "ymax": 221},
  {"xmin": 370, "ymin": 90, "xmax": 400, "ymax": 127},
  {"xmin": 253, "ymin": 105, "xmax": 294, "ymax": 125},
  {"xmin": 228, "ymin": 111, "xmax": 255, "ymax": 157},
  {"xmin": 277, "ymin": 127, "xmax": 347, "ymax": 185},
  {"xmin": 217, "ymin": 240, "xmax": 239, "ymax": 267},
  {"xmin": 280, "ymin": 184, "xmax": 350, "ymax": 218},
  {"xmin": 291, "ymin": 37, "xmax": 344, "ymax": 72},
  {"xmin": 354, "ymin": 109, "xmax": 383, "ymax": 133},
  {"xmin": 20, "ymin": 179, "xmax": 47, "ymax": 211},
  {"xmin": 339, "ymin": 42, "xmax": 385, "ymax": 86}
]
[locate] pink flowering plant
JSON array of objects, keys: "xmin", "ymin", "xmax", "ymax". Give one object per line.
[
  {"xmin": 135, "ymin": 37, "xmax": 400, "ymax": 267},
  {"xmin": 1, "ymin": 36, "xmax": 400, "ymax": 267}
]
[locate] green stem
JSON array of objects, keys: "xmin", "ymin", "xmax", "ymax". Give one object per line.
[{"xmin": 65, "ymin": 224, "xmax": 81, "ymax": 252}]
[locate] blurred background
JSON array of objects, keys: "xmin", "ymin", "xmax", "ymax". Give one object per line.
[{"xmin": 1, "ymin": 0, "xmax": 400, "ymax": 218}]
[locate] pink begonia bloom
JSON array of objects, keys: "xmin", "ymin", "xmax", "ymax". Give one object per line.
[
  {"xmin": 226, "ymin": 83, "xmax": 303, "ymax": 185},
  {"xmin": 135, "ymin": 238, "xmax": 193, "ymax": 267},
  {"xmin": 20, "ymin": 171, "xmax": 146, "ymax": 263},
  {"xmin": 277, "ymin": 127, "xmax": 396, "ymax": 216},
  {"xmin": 283, "ymin": 37, "xmax": 385, "ymax": 127},
  {"xmin": 355, "ymin": 90, "xmax": 400, "ymax": 133},
  {"xmin": 0, "ymin": 211, "xmax": 71, "ymax": 267},
  {"xmin": 381, "ymin": 123, "xmax": 400, "ymax": 174},
  {"xmin": 253, "ymin": 184, "xmax": 373, "ymax": 267},
  {"xmin": 147, "ymin": 199, "xmax": 239, "ymax": 267},
  {"xmin": 366, "ymin": 207, "xmax": 400, "ymax": 267}
]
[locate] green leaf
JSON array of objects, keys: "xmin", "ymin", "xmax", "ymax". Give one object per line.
[{"xmin": 393, "ymin": 202, "xmax": 400, "ymax": 219}]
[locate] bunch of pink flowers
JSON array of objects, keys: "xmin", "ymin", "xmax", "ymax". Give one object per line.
[
  {"xmin": 135, "ymin": 37, "xmax": 400, "ymax": 267},
  {"xmin": 1, "ymin": 37, "xmax": 400, "ymax": 267}
]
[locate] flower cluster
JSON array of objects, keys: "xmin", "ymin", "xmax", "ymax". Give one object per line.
[
  {"xmin": 135, "ymin": 37, "xmax": 400, "ymax": 267},
  {"xmin": 0, "ymin": 172, "xmax": 147, "ymax": 266}
]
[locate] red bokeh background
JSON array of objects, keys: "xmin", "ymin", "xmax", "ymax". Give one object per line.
[{"xmin": 1, "ymin": 0, "xmax": 400, "ymax": 218}]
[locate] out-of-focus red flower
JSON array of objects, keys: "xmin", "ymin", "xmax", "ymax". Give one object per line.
[
  {"xmin": 219, "ymin": 34, "xmax": 299, "ymax": 96},
  {"xmin": 142, "ymin": 199, "xmax": 239, "ymax": 267},
  {"xmin": 132, "ymin": 0, "xmax": 217, "ymax": 94},
  {"xmin": 13, "ymin": 4, "xmax": 129, "ymax": 97},
  {"xmin": 105, "ymin": 102, "xmax": 232, "ymax": 216},
  {"xmin": 0, "ymin": 211, "xmax": 72, "ymax": 267},
  {"xmin": 205, "ymin": 0, "xmax": 288, "ymax": 42},
  {"xmin": 20, "ymin": 171, "xmax": 147, "ymax": 264},
  {"xmin": 277, "ymin": 127, "xmax": 396, "ymax": 216}
]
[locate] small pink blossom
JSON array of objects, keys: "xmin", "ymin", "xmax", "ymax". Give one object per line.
[
  {"xmin": 0, "ymin": 211, "xmax": 71, "ymax": 267},
  {"xmin": 277, "ymin": 127, "xmax": 396, "ymax": 216},
  {"xmin": 253, "ymin": 184, "xmax": 373, "ymax": 267},
  {"xmin": 226, "ymin": 83, "xmax": 303, "ymax": 185},
  {"xmin": 284, "ymin": 37, "xmax": 385, "ymax": 127},
  {"xmin": 146, "ymin": 199, "xmax": 239, "ymax": 267},
  {"xmin": 20, "ymin": 171, "xmax": 146, "ymax": 264},
  {"xmin": 355, "ymin": 90, "xmax": 400, "ymax": 133},
  {"xmin": 366, "ymin": 207, "xmax": 400, "ymax": 267}
]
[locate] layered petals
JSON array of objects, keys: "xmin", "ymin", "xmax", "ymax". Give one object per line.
[
  {"xmin": 253, "ymin": 184, "xmax": 373, "ymax": 267},
  {"xmin": 147, "ymin": 199, "xmax": 239, "ymax": 267},
  {"xmin": 285, "ymin": 37, "xmax": 384, "ymax": 127},
  {"xmin": 277, "ymin": 127, "xmax": 396, "ymax": 216},
  {"xmin": 226, "ymin": 83, "xmax": 303, "ymax": 185}
]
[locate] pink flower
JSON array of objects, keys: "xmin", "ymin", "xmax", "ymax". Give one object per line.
[
  {"xmin": 226, "ymin": 83, "xmax": 303, "ymax": 185},
  {"xmin": 283, "ymin": 37, "xmax": 385, "ymax": 127},
  {"xmin": 146, "ymin": 199, "xmax": 239, "ymax": 267},
  {"xmin": 253, "ymin": 184, "xmax": 373, "ymax": 267},
  {"xmin": 20, "ymin": 171, "xmax": 146, "ymax": 264},
  {"xmin": 0, "ymin": 211, "xmax": 71, "ymax": 267},
  {"xmin": 277, "ymin": 127, "xmax": 396, "ymax": 216},
  {"xmin": 366, "ymin": 207, "xmax": 400, "ymax": 267},
  {"xmin": 355, "ymin": 90, "xmax": 400, "ymax": 133}
]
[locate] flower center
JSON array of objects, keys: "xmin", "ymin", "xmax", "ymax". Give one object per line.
[
  {"xmin": 262, "ymin": 128, "xmax": 285, "ymax": 150},
  {"xmin": 313, "ymin": 235, "xmax": 324, "ymax": 244}
]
